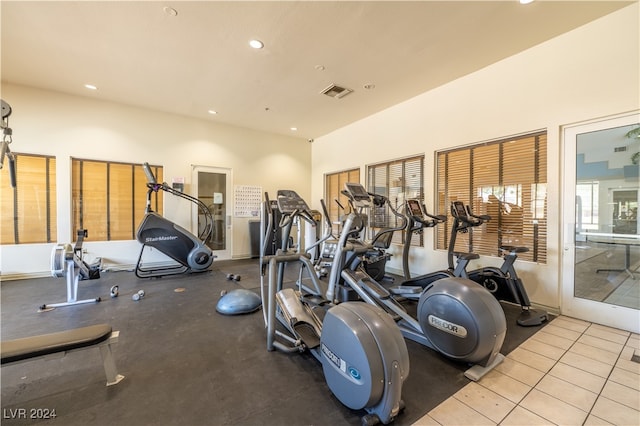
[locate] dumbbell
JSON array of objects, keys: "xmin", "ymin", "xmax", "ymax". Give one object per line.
[
  {"xmin": 226, "ymin": 273, "xmax": 241, "ymax": 282},
  {"xmin": 132, "ymin": 289, "xmax": 145, "ymax": 301}
]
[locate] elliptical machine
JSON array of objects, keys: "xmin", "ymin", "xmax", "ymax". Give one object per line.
[
  {"xmin": 335, "ymin": 183, "xmax": 506, "ymax": 381},
  {"xmin": 449, "ymin": 201, "xmax": 548, "ymax": 327},
  {"xmin": 261, "ymin": 189, "xmax": 409, "ymax": 426},
  {"xmin": 326, "ymin": 192, "xmax": 404, "ymax": 282},
  {"xmin": 135, "ymin": 163, "xmax": 214, "ymax": 278}
]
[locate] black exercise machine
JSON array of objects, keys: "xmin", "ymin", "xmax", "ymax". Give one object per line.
[
  {"xmin": 395, "ymin": 199, "xmax": 479, "ymax": 290},
  {"xmin": 135, "ymin": 162, "xmax": 214, "ymax": 278},
  {"xmin": 449, "ymin": 201, "xmax": 548, "ymax": 327}
]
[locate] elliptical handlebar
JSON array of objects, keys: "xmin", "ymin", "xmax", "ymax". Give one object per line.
[
  {"xmin": 381, "ymin": 194, "xmax": 408, "ymax": 232},
  {"xmin": 301, "ymin": 199, "xmax": 335, "ymax": 257},
  {"xmin": 340, "ymin": 182, "xmax": 408, "ymax": 235},
  {"xmin": 320, "ymin": 199, "xmax": 332, "ymax": 231},
  {"xmin": 278, "ymin": 208, "xmax": 317, "ymax": 230},
  {"xmin": 369, "ymin": 193, "xmax": 386, "ymax": 208},
  {"xmin": 405, "ymin": 199, "xmax": 445, "ymax": 228},
  {"xmin": 450, "ymin": 201, "xmax": 489, "ymax": 230},
  {"xmin": 465, "ymin": 205, "xmax": 491, "ymax": 223},
  {"xmin": 423, "ymin": 206, "xmax": 447, "ymax": 224}
]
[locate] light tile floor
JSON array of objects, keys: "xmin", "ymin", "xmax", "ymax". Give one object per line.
[{"xmin": 414, "ymin": 316, "xmax": 640, "ymax": 425}]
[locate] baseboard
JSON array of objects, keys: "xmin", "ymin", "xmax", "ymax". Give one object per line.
[
  {"xmin": 0, "ymin": 272, "xmax": 52, "ymax": 281},
  {"xmin": 101, "ymin": 263, "xmax": 136, "ymax": 273},
  {"xmin": 231, "ymin": 254, "xmax": 253, "ymax": 260}
]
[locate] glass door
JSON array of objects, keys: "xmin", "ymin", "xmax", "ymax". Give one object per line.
[
  {"xmin": 192, "ymin": 165, "xmax": 233, "ymax": 260},
  {"xmin": 561, "ymin": 112, "xmax": 640, "ymax": 333}
]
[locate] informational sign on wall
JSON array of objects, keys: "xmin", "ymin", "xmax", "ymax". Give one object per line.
[
  {"xmin": 234, "ymin": 185, "xmax": 262, "ymax": 217},
  {"xmin": 172, "ymin": 177, "xmax": 184, "ymax": 192}
]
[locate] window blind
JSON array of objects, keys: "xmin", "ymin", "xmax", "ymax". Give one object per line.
[
  {"xmin": 0, "ymin": 153, "xmax": 57, "ymax": 244},
  {"xmin": 325, "ymin": 168, "xmax": 360, "ymax": 235},
  {"xmin": 72, "ymin": 159, "xmax": 163, "ymax": 242},
  {"xmin": 436, "ymin": 132, "xmax": 547, "ymax": 263},
  {"xmin": 367, "ymin": 155, "xmax": 424, "ymax": 246}
]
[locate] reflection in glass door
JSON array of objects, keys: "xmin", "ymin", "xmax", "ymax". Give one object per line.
[
  {"xmin": 192, "ymin": 166, "xmax": 232, "ymax": 260},
  {"xmin": 562, "ymin": 113, "xmax": 640, "ymax": 333}
]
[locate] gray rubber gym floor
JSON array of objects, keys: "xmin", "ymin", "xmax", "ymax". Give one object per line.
[{"xmin": 1, "ymin": 259, "xmax": 552, "ymax": 425}]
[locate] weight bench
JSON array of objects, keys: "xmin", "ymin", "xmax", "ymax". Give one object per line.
[{"xmin": 1, "ymin": 324, "xmax": 124, "ymax": 386}]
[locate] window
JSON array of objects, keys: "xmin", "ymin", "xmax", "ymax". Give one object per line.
[
  {"xmin": 436, "ymin": 132, "xmax": 547, "ymax": 263},
  {"xmin": 367, "ymin": 155, "xmax": 424, "ymax": 245},
  {"xmin": 72, "ymin": 159, "xmax": 163, "ymax": 241},
  {"xmin": 576, "ymin": 181, "xmax": 599, "ymax": 229},
  {"xmin": 1, "ymin": 153, "xmax": 57, "ymax": 244},
  {"xmin": 324, "ymin": 168, "xmax": 360, "ymax": 235}
]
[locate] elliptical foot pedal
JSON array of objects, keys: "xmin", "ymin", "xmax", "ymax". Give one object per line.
[
  {"xmin": 464, "ymin": 353, "xmax": 505, "ymax": 382},
  {"xmin": 516, "ymin": 309, "xmax": 549, "ymax": 327},
  {"xmin": 301, "ymin": 294, "xmax": 330, "ymax": 324},
  {"xmin": 291, "ymin": 321, "xmax": 320, "ymax": 349},
  {"xmin": 389, "ymin": 286, "xmax": 422, "ymax": 298}
]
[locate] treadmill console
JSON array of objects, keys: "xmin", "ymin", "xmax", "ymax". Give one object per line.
[
  {"xmin": 276, "ymin": 190, "xmax": 310, "ymax": 214},
  {"xmin": 406, "ymin": 199, "xmax": 424, "ymax": 218},
  {"xmin": 451, "ymin": 201, "xmax": 468, "ymax": 219}
]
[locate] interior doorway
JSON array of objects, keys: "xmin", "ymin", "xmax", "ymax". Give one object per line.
[{"xmin": 192, "ymin": 165, "xmax": 233, "ymax": 260}]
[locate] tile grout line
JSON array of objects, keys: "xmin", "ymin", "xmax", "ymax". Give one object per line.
[
  {"xmin": 421, "ymin": 317, "xmax": 637, "ymax": 426},
  {"xmin": 446, "ymin": 318, "xmax": 577, "ymax": 425},
  {"xmin": 583, "ymin": 331, "xmax": 640, "ymax": 420},
  {"xmin": 493, "ymin": 322, "xmax": 578, "ymax": 426},
  {"xmin": 493, "ymin": 317, "xmax": 603, "ymax": 425},
  {"xmin": 521, "ymin": 320, "xmax": 635, "ymax": 425}
]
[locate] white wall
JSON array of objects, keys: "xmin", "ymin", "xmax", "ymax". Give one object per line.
[
  {"xmin": 0, "ymin": 84, "xmax": 311, "ymax": 277},
  {"xmin": 311, "ymin": 4, "xmax": 640, "ymax": 311}
]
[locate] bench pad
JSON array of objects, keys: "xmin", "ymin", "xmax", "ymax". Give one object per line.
[{"xmin": 1, "ymin": 324, "xmax": 112, "ymax": 364}]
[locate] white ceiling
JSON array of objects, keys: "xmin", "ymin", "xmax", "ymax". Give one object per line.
[{"xmin": 1, "ymin": 1, "xmax": 633, "ymax": 140}]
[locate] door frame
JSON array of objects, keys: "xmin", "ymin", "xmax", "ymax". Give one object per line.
[
  {"xmin": 191, "ymin": 165, "xmax": 233, "ymax": 261},
  {"xmin": 560, "ymin": 111, "xmax": 640, "ymax": 333}
]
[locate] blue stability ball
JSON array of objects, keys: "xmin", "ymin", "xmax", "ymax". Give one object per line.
[{"xmin": 216, "ymin": 289, "xmax": 262, "ymax": 315}]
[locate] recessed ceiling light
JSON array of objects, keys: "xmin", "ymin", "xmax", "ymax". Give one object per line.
[
  {"xmin": 163, "ymin": 6, "xmax": 178, "ymax": 16},
  {"xmin": 208, "ymin": 110, "xmax": 218, "ymax": 115},
  {"xmin": 84, "ymin": 84, "xmax": 97, "ymax": 90},
  {"xmin": 249, "ymin": 39, "xmax": 264, "ymax": 49},
  {"xmin": 315, "ymin": 65, "xmax": 325, "ymax": 71},
  {"xmin": 519, "ymin": 0, "xmax": 534, "ymax": 4},
  {"xmin": 363, "ymin": 84, "xmax": 376, "ymax": 90},
  {"xmin": 290, "ymin": 127, "xmax": 298, "ymax": 131}
]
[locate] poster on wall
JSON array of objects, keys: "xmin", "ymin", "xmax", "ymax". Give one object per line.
[{"xmin": 234, "ymin": 185, "xmax": 262, "ymax": 217}]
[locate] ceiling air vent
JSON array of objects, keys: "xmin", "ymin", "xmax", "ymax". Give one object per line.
[
  {"xmin": 321, "ymin": 84, "xmax": 353, "ymax": 99},
  {"xmin": 614, "ymin": 146, "xmax": 627, "ymax": 152}
]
